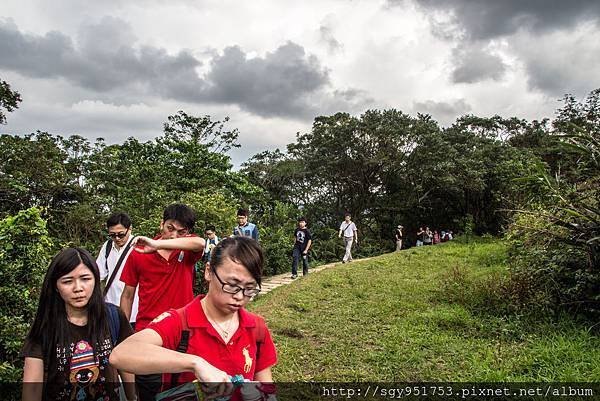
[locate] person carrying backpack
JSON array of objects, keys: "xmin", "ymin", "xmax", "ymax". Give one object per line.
[
  {"xmin": 22, "ymin": 248, "xmax": 135, "ymax": 401},
  {"xmin": 96, "ymin": 212, "xmax": 138, "ymax": 328},
  {"xmin": 110, "ymin": 236, "xmax": 278, "ymax": 401}
]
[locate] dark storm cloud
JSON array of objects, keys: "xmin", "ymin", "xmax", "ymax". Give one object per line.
[
  {"xmin": 0, "ymin": 17, "xmax": 204, "ymax": 94},
  {"xmin": 413, "ymin": 98, "xmax": 471, "ymax": 123},
  {"xmin": 450, "ymin": 45, "xmax": 507, "ymax": 83},
  {"xmin": 0, "ymin": 18, "xmax": 365, "ymax": 119},
  {"xmin": 201, "ymin": 42, "xmax": 333, "ymax": 118},
  {"xmin": 411, "ymin": 0, "xmax": 600, "ymax": 40}
]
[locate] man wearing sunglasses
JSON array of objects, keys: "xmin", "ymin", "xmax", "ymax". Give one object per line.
[{"xmin": 96, "ymin": 212, "xmax": 138, "ymax": 327}]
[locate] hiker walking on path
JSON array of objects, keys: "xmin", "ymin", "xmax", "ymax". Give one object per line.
[
  {"xmin": 423, "ymin": 226, "xmax": 433, "ymax": 246},
  {"xmin": 110, "ymin": 236, "xmax": 278, "ymax": 401},
  {"xmin": 233, "ymin": 208, "xmax": 259, "ymax": 241},
  {"xmin": 22, "ymin": 248, "xmax": 135, "ymax": 401},
  {"xmin": 291, "ymin": 216, "xmax": 312, "ymax": 279},
  {"xmin": 203, "ymin": 225, "xmax": 220, "ymax": 263},
  {"xmin": 395, "ymin": 225, "xmax": 403, "ymax": 251},
  {"xmin": 416, "ymin": 227, "xmax": 425, "ymax": 246},
  {"xmin": 338, "ymin": 213, "xmax": 358, "ymax": 263},
  {"xmin": 119, "ymin": 203, "xmax": 205, "ymax": 401},
  {"xmin": 96, "ymin": 212, "xmax": 138, "ymax": 328}
]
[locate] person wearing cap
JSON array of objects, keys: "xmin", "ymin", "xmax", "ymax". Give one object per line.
[
  {"xmin": 233, "ymin": 208, "xmax": 259, "ymax": 241},
  {"xmin": 395, "ymin": 225, "xmax": 403, "ymax": 251}
]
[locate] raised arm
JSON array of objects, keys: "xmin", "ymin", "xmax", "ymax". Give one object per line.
[{"xmin": 133, "ymin": 235, "xmax": 205, "ymax": 254}]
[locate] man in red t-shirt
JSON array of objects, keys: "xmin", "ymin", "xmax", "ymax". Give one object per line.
[{"xmin": 119, "ymin": 203, "xmax": 204, "ymax": 401}]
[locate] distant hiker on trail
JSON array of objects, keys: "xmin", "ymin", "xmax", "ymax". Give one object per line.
[
  {"xmin": 22, "ymin": 248, "xmax": 135, "ymax": 401},
  {"xmin": 233, "ymin": 208, "xmax": 259, "ymax": 241},
  {"xmin": 395, "ymin": 225, "xmax": 403, "ymax": 251},
  {"xmin": 338, "ymin": 213, "xmax": 358, "ymax": 263},
  {"xmin": 291, "ymin": 216, "xmax": 312, "ymax": 279},
  {"xmin": 433, "ymin": 230, "xmax": 441, "ymax": 244},
  {"xmin": 423, "ymin": 226, "xmax": 433, "ymax": 246},
  {"xmin": 96, "ymin": 212, "xmax": 138, "ymax": 329},
  {"xmin": 119, "ymin": 203, "xmax": 205, "ymax": 401},
  {"xmin": 203, "ymin": 225, "xmax": 220, "ymax": 263},
  {"xmin": 110, "ymin": 236, "xmax": 278, "ymax": 401},
  {"xmin": 416, "ymin": 227, "xmax": 425, "ymax": 246}
]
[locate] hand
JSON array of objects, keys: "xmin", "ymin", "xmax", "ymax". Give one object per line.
[
  {"xmin": 192, "ymin": 358, "xmax": 233, "ymax": 399},
  {"xmin": 302, "ymin": 251, "xmax": 307, "ymax": 255},
  {"xmin": 132, "ymin": 236, "xmax": 159, "ymax": 253}
]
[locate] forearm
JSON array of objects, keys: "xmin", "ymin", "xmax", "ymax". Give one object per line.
[
  {"xmin": 305, "ymin": 240, "xmax": 312, "ymax": 252},
  {"xmin": 120, "ymin": 289, "xmax": 134, "ymax": 321},
  {"xmin": 22, "ymin": 358, "xmax": 43, "ymax": 401},
  {"xmin": 111, "ymin": 337, "xmax": 200, "ymax": 375},
  {"xmin": 156, "ymin": 236, "xmax": 205, "ymax": 252},
  {"xmin": 118, "ymin": 370, "xmax": 136, "ymax": 400},
  {"xmin": 254, "ymin": 367, "xmax": 273, "ymax": 382}
]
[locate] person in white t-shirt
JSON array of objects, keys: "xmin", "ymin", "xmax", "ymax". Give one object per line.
[
  {"xmin": 96, "ymin": 212, "xmax": 139, "ymax": 329},
  {"xmin": 338, "ymin": 213, "xmax": 358, "ymax": 263}
]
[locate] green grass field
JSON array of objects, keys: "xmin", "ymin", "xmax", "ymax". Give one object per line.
[{"xmin": 249, "ymin": 238, "xmax": 600, "ymax": 381}]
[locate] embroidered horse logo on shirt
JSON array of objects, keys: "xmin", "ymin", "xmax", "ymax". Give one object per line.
[{"xmin": 242, "ymin": 345, "xmax": 253, "ymax": 373}]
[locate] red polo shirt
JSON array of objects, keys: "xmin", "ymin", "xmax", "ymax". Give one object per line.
[
  {"xmin": 120, "ymin": 237, "xmax": 202, "ymax": 331},
  {"xmin": 148, "ymin": 296, "xmax": 277, "ymax": 388}
]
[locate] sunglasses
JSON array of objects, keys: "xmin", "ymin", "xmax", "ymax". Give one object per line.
[{"xmin": 108, "ymin": 232, "xmax": 128, "ymax": 240}]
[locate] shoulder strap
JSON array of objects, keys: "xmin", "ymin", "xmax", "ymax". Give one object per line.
[
  {"xmin": 104, "ymin": 240, "xmax": 112, "ymax": 259},
  {"xmin": 105, "ymin": 303, "xmax": 120, "ymax": 346},
  {"xmin": 170, "ymin": 307, "xmax": 190, "ymax": 388},
  {"xmin": 253, "ymin": 315, "xmax": 266, "ymax": 343},
  {"xmin": 103, "ymin": 240, "xmax": 112, "ymax": 275},
  {"xmin": 103, "ymin": 237, "xmax": 134, "ymax": 297}
]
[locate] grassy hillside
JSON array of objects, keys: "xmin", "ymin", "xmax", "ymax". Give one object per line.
[{"xmin": 249, "ymin": 238, "xmax": 600, "ymax": 381}]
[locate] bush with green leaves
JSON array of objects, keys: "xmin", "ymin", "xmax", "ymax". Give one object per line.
[
  {"xmin": 256, "ymin": 201, "xmax": 298, "ymax": 275},
  {"xmin": 0, "ymin": 208, "xmax": 53, "ymax": 381},
  {"xmin": 506, "ymin": 89, "xmax": 600, "ymax": 318}
]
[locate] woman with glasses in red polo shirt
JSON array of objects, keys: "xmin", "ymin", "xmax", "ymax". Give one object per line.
[{"xmin": 109, "ymin": 236, "xmax": 277, "ymax": 401}]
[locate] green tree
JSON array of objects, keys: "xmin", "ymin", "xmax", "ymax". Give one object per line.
[{"xmin": 0, "ymin": 79, "xmax": 22, "ymax": 125}]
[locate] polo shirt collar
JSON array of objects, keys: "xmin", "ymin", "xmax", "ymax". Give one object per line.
[{"xmin": 186, "ymin": 295, "xmax": 256, "ymax": 329}]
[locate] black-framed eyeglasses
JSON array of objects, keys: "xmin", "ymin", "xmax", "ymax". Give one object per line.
[
  {"xmin": 108, "ymin": 232, "xmax": 128, "ymax": 240},
  {"xmin": 212, "ymin": 268, "xmax": 261, "ymax": 297}
]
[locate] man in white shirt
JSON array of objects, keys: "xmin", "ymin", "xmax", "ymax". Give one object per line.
[
  {"xmin": 338, "ymin": 212, "xmax": 358, "ymax": 263},
  {"xmin": 96, "ymin": 212, "xmax": 139, "ymax": 328}
]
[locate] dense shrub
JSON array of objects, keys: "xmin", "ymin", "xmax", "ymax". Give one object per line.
[{"xmin": 0, "ymin": 208, "xmax": 53, "ymax": 382}]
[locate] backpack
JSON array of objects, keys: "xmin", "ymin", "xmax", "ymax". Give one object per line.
[
  {"xmin": 105, "ymin": 302, "xmax": 121, "ymax": 346},
  {"xmin": 169, "ymin": 304, "xmax": 266, "ymax": 388}
]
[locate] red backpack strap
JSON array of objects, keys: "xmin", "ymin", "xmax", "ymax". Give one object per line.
[{"xmin": 253, "ymin": 314, "xmax": 267, "ymax": 359}]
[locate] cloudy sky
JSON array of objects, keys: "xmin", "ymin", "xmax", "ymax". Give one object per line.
[{"xmin": 2, "ymin": 0, "xmax": 600, "ymax": 166}]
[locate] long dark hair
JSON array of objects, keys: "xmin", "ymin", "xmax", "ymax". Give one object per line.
[{"xmin": 26, "ymin": 248, "xmax": 108, "ymax": 363}]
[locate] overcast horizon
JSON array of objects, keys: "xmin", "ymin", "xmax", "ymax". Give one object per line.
[{"xmin": 2, "ymin": 0, "xmax": 600, "ymax": 167}]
